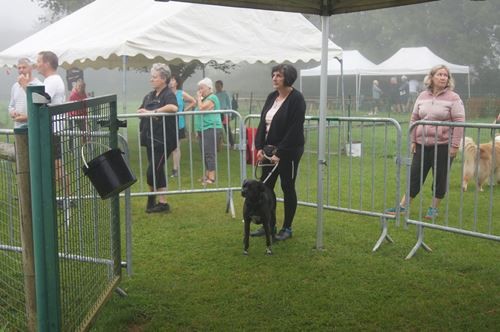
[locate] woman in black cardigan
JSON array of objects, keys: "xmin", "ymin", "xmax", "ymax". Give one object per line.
[{"xmin": 251, "ymin": 64, "xmax": 306, "ymax": 241}]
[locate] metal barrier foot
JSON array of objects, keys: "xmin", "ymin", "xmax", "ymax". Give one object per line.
[
  {"xmin": 405, "ymin": 225, "xmax": 432, "ymax": 260},
  {"xmin": 372, "ymin": 217, "xmax": 394, "ymax": 252},
  {"xmin": 226, "ymin": 189, "xmax": 236, "ymax": 218},
  {"xmin": 114, "ymin": 287, "xmax": 128, "ymax": 297}
]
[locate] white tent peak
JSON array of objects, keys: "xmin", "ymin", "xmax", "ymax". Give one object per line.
[
  {"xmin": 0, "ymin": 0, "xmax": 342, "ymax": 69},
  {"xmin": 366, "ymin": 46, "xmax": 469, "ymax": 75}
]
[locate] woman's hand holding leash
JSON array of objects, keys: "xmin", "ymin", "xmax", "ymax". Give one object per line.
[{"xmin": 257, "ymin": 149, "xmax": 264, "ymax": 161}]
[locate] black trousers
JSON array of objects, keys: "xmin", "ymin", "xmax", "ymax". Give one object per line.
[
  {"xmin": 260, "ymin": 147, "xmax": 303, "ymax": 229},
  {"xmin": 146, "ymin": 144, "xmax": 167, "ymax": 188},
  {"xmin": 409, "ymin": 144, "xmax": 454, "ymax": 199}
]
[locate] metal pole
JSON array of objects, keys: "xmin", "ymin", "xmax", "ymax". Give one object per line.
[
  {"xmin": 122, "ymin": 55, "xmax": 127, "ymax": 114},
  {"xmin": 315, "ymin": 16, "xmax": 329, "ymax": 250},
  {"xmin": 27, "ymin": 85, "xmax": 61, "ymax": 332},
  {"xmin": 15, "ymin": 128, "xmax": 36, "ymax": 332}
]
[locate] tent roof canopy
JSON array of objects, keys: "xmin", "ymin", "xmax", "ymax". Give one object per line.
[
  {"xmin": 0, "ymin": 0, "xmax": 342, "ymax": 69},
  {"xmin": 363, "ymin": 46, "xmax": 469, "ymax": 76},
  {"xmin": 157, "ymin": 0, "xmax": 437, "ymax": 15},
  {"xmin": 300, "ymin": 50, "xmax": 377, "ymax": 77}
]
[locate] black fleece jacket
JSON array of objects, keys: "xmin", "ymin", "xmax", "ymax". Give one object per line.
[{"xmin": 255, "ymin": 88, "xmax": 306, "ymax": 159}]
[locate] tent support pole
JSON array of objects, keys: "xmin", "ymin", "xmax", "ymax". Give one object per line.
[
  {"xmin": 122, "ymin": 55, "xmax": 127, "ymax": 113},
  {"xmin": 467, "ymin": 72, "xmax": 471, "ymax": 99},
  {"xmin": 315, "ymin": 15, "xmax": 329, "ymax": 250}
]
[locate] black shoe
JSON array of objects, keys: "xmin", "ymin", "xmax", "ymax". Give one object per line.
[
  {"xmin": 149, "ymin": 202, "xmax": 170, "ymax": 213},
  {"xmin": 146, "ymin": 196, "xmax": 156, "ymax": 213},
  {"xmin": 275, "ymin": 228, "xmax": 292, "ymax": 241}
]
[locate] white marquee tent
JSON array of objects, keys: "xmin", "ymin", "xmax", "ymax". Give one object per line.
[
  {"xmin": 299, "ymin": 50, "xmax": 378, "ymax": 111},
  {"xmin": 364, "ymin": 47, "xmax": 470, "ymax": 96},
  {"xmin": 0, "ymin": 0, "xmax": 342, "ymax": 69}
]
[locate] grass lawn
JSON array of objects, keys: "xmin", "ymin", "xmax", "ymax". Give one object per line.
[
  {"xmin": 90, "ymin": 191, "xmax": 499, "ymax": 331},
  {"xmin": 89, "ymin": 112, "xmax": 499, "ymax": 331}
]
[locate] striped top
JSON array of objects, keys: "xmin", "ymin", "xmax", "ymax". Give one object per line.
[{"xmin": 410, "ymin": 88, "xmax": 465, "ymax": 148}]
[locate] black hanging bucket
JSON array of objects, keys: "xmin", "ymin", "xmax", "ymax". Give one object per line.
[{"xmin": 82, "ymin": 142, "xmax": 137, "ymax": 199}]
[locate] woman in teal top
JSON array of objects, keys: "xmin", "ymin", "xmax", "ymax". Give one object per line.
[
  {"xmin": 169, "ymin": 75, "xmax": 195, "ymax": 177},
  {"xmin": 195, "ymin": 77, "xmax": 222, "ymax": 185}
]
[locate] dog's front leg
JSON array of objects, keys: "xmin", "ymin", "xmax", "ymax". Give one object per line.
[
  {"xmin": 243, "ymin": 219, "xmax": 250, "ymax": 255},
  {"xmin": 262, "ymin": 221, "xmax": 273, "ymax": 255}
]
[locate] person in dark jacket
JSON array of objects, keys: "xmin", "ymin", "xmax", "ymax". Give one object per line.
[
  {"xmin": 138, "ymin": 63, "xmax": 178, "ymax": 213},
  {"xmin": 251, "ymin": 63, "xmax": 306, "ymax": 241}
]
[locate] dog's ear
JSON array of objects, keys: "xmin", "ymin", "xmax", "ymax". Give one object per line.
[{"xmin": 241, "ymin": 179, "xmax": 249, "ymax": 197}]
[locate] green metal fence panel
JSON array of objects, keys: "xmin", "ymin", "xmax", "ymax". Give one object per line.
[
  {"xmin": 0, "ymin": 130, "xmax": 26, "ymax": 332},
  {"xmin": 27, "ymin": 86, "xmax": 121, "ymax": 332}
]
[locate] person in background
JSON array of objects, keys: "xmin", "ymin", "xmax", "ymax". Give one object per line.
[
  {"xmin": 215, "ymin": 80, "xmax": 234, "ymax": 149},
  {"xmin": 369, "ymin": 79, "xmax": 382, "ymax": 115},
  {"xmin": 388, "ymin": 76, "xmax": 401, "ymax": 114},
  {"xmin": 399, "ymin": 75, "xmax": 410, "ymax": 113},
  {"xmin": 251, "ymin": 64, "xmax": 306, "ymax": 241},
  {"xmin": 387, "ymin": 65, "xmax": 465, "ymax": 220},
  {"xmin": 68, "ymin": 78, "xmax": 88, "ymax": 133},
  {"xmin": 408, "ymin": 78, "xmax": 420, "ymax": 111},
  {"xmin": 8, "ymin": 57, "xmax": 42, "ymax": 128},
  {"xmin": 35, "ymin": 51, "xmax": 68, "ymax": 208},
  {"xmin": 169, "ymin": 74, "xmax": 196, "ymax": 177},
  {"xmin": 194, "ymin": 78, "xmax": 222, "ymax": 185},
  {"xmin": 138, "ymin": 63, "xmax": 178, "ymax": 213}
]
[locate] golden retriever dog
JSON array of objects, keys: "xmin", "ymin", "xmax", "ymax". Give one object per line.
[{"xmin": 460, "ymin": 137, "xmax": 500, "ymax": 191}]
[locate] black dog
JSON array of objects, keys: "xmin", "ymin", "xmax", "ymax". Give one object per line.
[{"xmin": 241, "ymin": 179, "xmax": 276, "ymax": 255}]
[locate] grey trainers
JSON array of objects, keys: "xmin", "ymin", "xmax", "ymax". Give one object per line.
[
  {"xmin": 424, "ymin": 207, "xmax": 438, "ymax": 220},
  {"xmin": 275, "ymin": 228, "xmax": 292, "ymax": 241},
  {"xmin": 385, "ymin": 206, "xmax": 406, "ymax": 215}
]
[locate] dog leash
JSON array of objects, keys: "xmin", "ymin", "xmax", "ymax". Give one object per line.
[{"xmin": 256, "ymin": 154, "xmax": 279, "ymax": 184}]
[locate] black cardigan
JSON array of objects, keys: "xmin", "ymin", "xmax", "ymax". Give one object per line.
[{"xmin": 255, "ymin": 88, "xmax": 306, "ymax": 159}]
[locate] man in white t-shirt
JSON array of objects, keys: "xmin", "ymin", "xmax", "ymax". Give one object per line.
[
  {"xmin": 36, "ymin": 51, "xmax": 66, "ymax": 105},
  {"xmin": 36, "ymin": 51, "xmax": 69, "ymax": 208},
  {"xmin": 8, "ymin": 58, "xmax": 42, "ymax": 128}
]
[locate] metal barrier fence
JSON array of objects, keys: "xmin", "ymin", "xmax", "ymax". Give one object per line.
[
  {"xmin": 0, "ymin": 129, "xmax": 27, "ymax": 331},
  {"xmin": 244, "ymin": 115, "xmax": 404, "ymax": 250},
  {"xmin": 117, "ymin": 110, "xmax": 246, "ymax": 218},
  {"xmin": 403, "ymin": 121, "xmax": 500, "ymax": 259}
]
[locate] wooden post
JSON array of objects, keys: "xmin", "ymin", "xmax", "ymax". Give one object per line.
[{"xmin": 14, "ymin": 128, "xmax": 37, "ymax": 332}]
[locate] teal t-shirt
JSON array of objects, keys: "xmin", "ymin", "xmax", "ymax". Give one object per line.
[
  {"xmin": 194, "ymin": 94, "xmax": 223, "ymax": 131},
  {"xmin": 176, "ymin": 90, "xmax": 185, "ymax": 129}
]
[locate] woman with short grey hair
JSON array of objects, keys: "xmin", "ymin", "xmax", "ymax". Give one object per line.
[{"xmin": 137, "ymin": 63, "xmax": 178, "ymax": 213}]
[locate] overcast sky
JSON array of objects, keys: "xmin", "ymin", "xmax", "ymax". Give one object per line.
[{"xmin": 0, "ymin": 0, "xmax": 45, "ymax": 49}]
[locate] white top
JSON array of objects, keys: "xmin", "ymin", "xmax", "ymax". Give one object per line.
[
  {"xmin": 44, "ymin": 74, "xmax": 66, "ymax": 132},
  {"xmin": 44, "ymin": 74, "xmax": 66, "ymax": 105},
  {"xmin": 409, "ymin": 79, "xmax": 420, "ymax": 94},
  {"xmin": 8, "ymin": 77, "xmax": 43, "ymax": 128},
  {"xmin": 265, "ymin": 97, "xmax": 285, "ymax": 134}
]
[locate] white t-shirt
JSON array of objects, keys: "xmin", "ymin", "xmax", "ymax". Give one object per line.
[
  {"xmin": 8, "ymin": 78, "xmax": 42, "ymax": 128},
  {"xmin": 44, "ymin": 74, "xmax": 66, "ymax": 105},
  {"xmin": 43, "ymin": 74, "xmax": 66, "ymax": 132}
]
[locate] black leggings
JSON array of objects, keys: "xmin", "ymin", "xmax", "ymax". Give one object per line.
[
  {"xmin": 409, "ymin": 144, "xmax": 454, "ymax": 199},
  {"xmin": 260, "ymin": 148, "xmax": 303, "ymax": 229},
  {"xmin": 146, "ymin": 144, "xmax": 167, "ymax": 188}
]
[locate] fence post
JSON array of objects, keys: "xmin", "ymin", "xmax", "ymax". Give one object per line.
[
  {"xmin": 27, "ymin": 85, "xmax": 61, "ymax": 332},
  {"xmin": 14, "ymin": 127, "xmax": 37, "ymax": 331}
]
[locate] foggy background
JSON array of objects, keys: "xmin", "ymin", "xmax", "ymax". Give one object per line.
[{"xmin": 0, "ymin": 0, "xmax": 498, "ymax": 114}]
